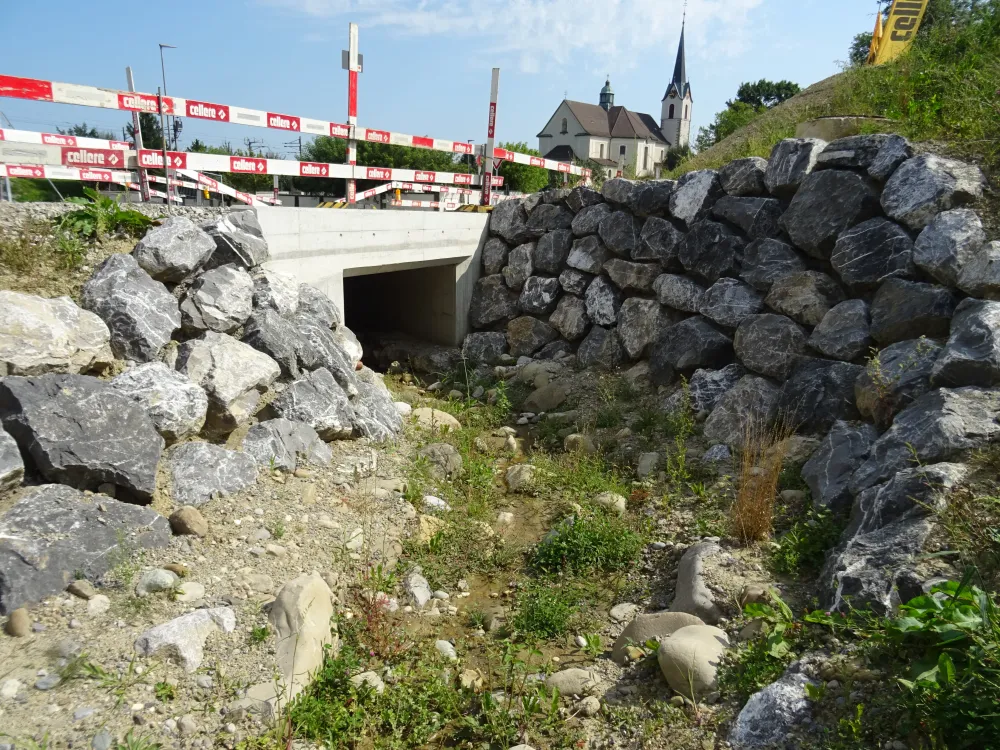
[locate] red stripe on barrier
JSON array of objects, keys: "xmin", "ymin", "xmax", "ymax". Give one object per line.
[{"xmin": 0, "ymin": 75, "xmax": 53, "ymax": 101}]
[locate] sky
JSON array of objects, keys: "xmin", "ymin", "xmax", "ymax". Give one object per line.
[{"xmin": 0, "ymin": 0, "xmax": 881, "ymax": 160}]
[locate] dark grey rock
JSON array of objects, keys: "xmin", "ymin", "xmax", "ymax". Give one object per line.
[
  {"xmin": 654, "ymin": 273, "xmax": 706, "ymax": 313},
  {"xmin": 734, "ymin": 314, "xmax": 807, "ymax": 381},
  {"xmin": 251, "ymin": 269, "xmax": 298, "ymax": 317},
  {"xmin": 719, "ymin": 157, "xmax": 768, "ymax": 197},
  {"xmin": 778, "ymin": 359, "xmax": 863, "ymax": 434},
  {"xmin": 297, "ymin": 284, "xmax": 342, "ymax": 329},
  {"xmin": 868, "ymin": 134, "xmax": 913, "ymax": 182},
  {"xmin": 179, "ymin": 264, "xmax": 253, "ymax": 333},
  {"xmin": 730, "ymin": 669, "xmax": 817, "ymax": 749},
  {"xmin": 519, "ymin": 276, "xmax": 561, "ymax": 315},
  {"xmin": 469, "ymin": 275, "xmax": 518, "ymax": 329},
  {"xmin": 482, "ymin": 237, "xmax": 510, "ymax": 276},
  {"xmin": 870, "ymin": 278, "xmax": 957, "ymax": 345},
  {"xmin": 629, "ymin": 180, "xmax": 675, "ymax": 217},
  {"xmin": 548, "ymin": 295, "xmax": 589, "ymax": 341},
  {"xmin": 242, "ymin": 418, "xmax": 330, "ymax": 471},
  {"xmin": 850, "ymin": 387, "xmax": 1000, "ymax": 494},
  {"xmin": 559, "ymin": 268, "xmax": 593, "ymax": 296},
  {"xmin": 110, "ymin": 362, "xmax": 208, "ymax": 443},
  {"xmin": 703, "ymin": 375, "xmax": 781, "ymax": 447},
  {"xmin": 601, "ymin": 178, "xmax": 637, "ymax": 207},
  {"xmin": 351, "ymin": 367, "xmax": 404, "ymax": 442},
  {"xmin": 462, "ymin": 332, "xmax": 508, "ymax": 365},
  {"xmin": 739, "ymin": 239, "xmax": 807, "ymax": 292},
  {"xmin": 535, "ymin": 340, "xmax": 574, "ymax": 360},
  {"xmin": 957, "ymin": 241, "xmax": 1000, "ymax": 299},
  {"xmin": 527, "ymin": 204, "xmax": 574, "ymax": 236},
  {"xmin": 506, "ymin": 316, "xmax": 558, "ymax": 357},
  {"xmin": 650, "ymin": 317, "xmax": 733, "ymax": 381},
  {"xmin": 566, "ymin": 186, "xmax": 604, "ymax": 213},
  {"xmin": 489, "ymin": 200, "xmax": 531, "ymax": 245},
  {"xmin": 417, "ymin": 443, "xmax": 462, "ymax": 481},
  {"xmin": 566, "ymin": 235, "xmax": 612, "ymax": 274},
  {"xmin": 780, "ymin": 170, "xmax": 879, "ymax": 258},
  {"xmin": 830, "ymin": 217, "xmax": 916, "ymax": 290},
  {"xmin": 765, "ymin": 271, "xmax": 845, "ymax": 326},
  {"xmin": 571, "ymin": 202, "xmax": 613, "ymax": 237},
  {"xmin": 802, "ymin": 421, "xmax": 879, "ymax": 513},
  {"xmin": 293, "ymin": 314, "xmax": 359, "ymax": 395},
  {"xmin": 202, "ymin": 210, "xmax": 269, "ymax": 269},
  {"xmin": 856, "ymin": 338, "xmax": 942, "ymax": 428},
  {"xmin": 635, "ymin": 216, "xmax": 683, "ymax": 267},
  {"xmin": 882, "ymin": 153, "xmax": 987, "ymax": 230},
  {"xmin": 168, "ymin": 442, "xmax": 257, "ymax": 506},
  {"xmin": 678, "ymin": 220, "xmax": 745, "ymax": 282},
  {"xmin": 540, "ymin": 188, "xmax": 571, "ymax": 205},
  {"xmin": 132, "ymin": 216, "xmax": 215, "ymax": 282},
  {"xmin": 815, "ymin": 134, "xmax": 890, "ymax": 171},
  {"xmin": 0, "ymin": 427, "xmax": 24, "ymax": 493},
  {"xmin": 502, "ymin": 242, "xmax": 534, "ymax": 291},
  {"xmin": 598, "ymin": 211, "xmax": 644, "ymax": 258},
  {"xmin": 0, "ymin": 374, "xmax": 164, "ymax": 502},
  {"xmin": 0, "ymin": 484, "xmax": 170, "ymax": 614},
  {"xmin": 266, "ymin": 367, "xmax": 354, "ymax": 440},
  {"xmin": 533, "ymin": 230, "xmax": 573, "ymax": 273},
  {"xmin": 663, "ymin": 364, "xmax": 746, "ymax": 413},
  {"xmin": 603, "ymin": 258, "xmax": 661, "ymax": 293},
  {"xmin": 712, "ymin": 196, "xmax": 784, "ymax": 239},
  {"xmin": 585, "ymin": 276, "xmax": 624, "ymax": 326},
  {"xmin": 617, "ymin": 298, "xmax": 670, "ymax": 360},
  {"xmin": 699, "ymin": 279, "xmax": 765, "ymax": 328},
  {"xmin": 913, "ymin": 208, "xmax": 987, "ymax": 286},
  {"xmin": 764, "ymin": 138, "xmax": 825, "ymax": 198},
  {"xmin": 669, "ymin": 170, "xmax": 724, "ymax": 226},
  {"xmin": 932, "ymin": 299, "xmax": 1000, "ymax": 387},
  {"xmin": 81, "ymin": 254, "xmax": 180, "ymax": 362},
  {"xmin": 808, "ymin": 300, "xmax": 872, "ymax": 362},
  {"xmin": 242, "ymin": 308, "xmax": 304, "ymax": 378},
  {"xmin": 576, "ymin": 326, "xmax": 625, "ymax": 370}
]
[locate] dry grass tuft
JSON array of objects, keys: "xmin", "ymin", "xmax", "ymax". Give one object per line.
[{"xmin": 729, "ymin": 414, "xmax": 796, "ymax": 544}]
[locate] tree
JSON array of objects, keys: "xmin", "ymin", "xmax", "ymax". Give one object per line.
[
  {"xmin": 733, "ymin": 80, "xmax": 801, "ymax": 109},
  {"xmin": 496, "ymin": 142, "xmax": 549, "ymax": 194},
  {"xmin": 188, "ymin": 138, "xmax": 207, "ymax": 152},
  {"xmin": 58, "ymin": 122, "xmax": 118, "ymax": 141},
  {"xmin": 695, "ymin": 101, "xmax": 763, "ymax": 151},
  {"xmin": 664, "ymin": 144, "xmax": 692, "ymax": 171},
  {"xmin": 125, "ymin": 113, "xmax": 163, "ymax": 149},
  {"xmin": 850, "ymin": 32, "xmax": 875, "ymax": 66}
]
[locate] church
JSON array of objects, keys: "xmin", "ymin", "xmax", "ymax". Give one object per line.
[{"xmin": 536, "ymin": 23, "xmax": 692, "ymax": 179}]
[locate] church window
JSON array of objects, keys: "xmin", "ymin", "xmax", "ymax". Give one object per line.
[
  {"xmin": 643, "ymin": 146, "xmax": 649, "ymax": 170},
  {"xmin": 669, "ymin": 103, "xmax": 675, "ymax": 119},
  {"xmin": 599, "ymin": 143, "xmax": 604, "ymax": 158},
  {"xmin": 684, "ymin": 105, "xmax": 688, "ymax": 119},
  {"xmin": 619, "ymin": 144, "xmax": 627, "ymax": 158},
  {"xmin": 560, "ymin": 117, "xmax": 568, "ymax": 134}
]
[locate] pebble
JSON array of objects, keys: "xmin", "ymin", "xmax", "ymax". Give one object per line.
[
  {"xmin": 0, "ymin": 679, "xmax": 22, "ymax": 699},
  {"xmin": 176, "ymin": 582, "xmax": 206, "ymax": 602},
  {"xmin": 31, "ymin": 622, "xmax": 46, "ymax": 632},
  {"xmin": 74, "ymin": 707, "xmax": 97, "ymax": 721},
  {"xmin": 87, "ymin": 595, "xmax": 111, "ymax": 617},
  {"xmin": 457, "ymin": 579, "xmax": 469, "ymax": 592},
  {"xmin": 344, "ymin": 528, "xmax": 364, "ymax": 551},
  {"xmin": 178, "ymin": 714, "xmax": 199, "ymax": 736},
  {"xmin": 576, "ymin": 695, "xmax": 601, "ymax": 717},
  {"xmin": 35, "ymin": 674, "xmax": 61, "ymax": 690},
  {"xmin": 249, "ymin": 547, "xmax": 266, "ymax": 557},
  {"xmin": 169, "ymin": 506, "xmax": 208, "ymax": 537},
  {"xmin": 435, "ymin": 640, "xmax": 458, "ymax": 661},
  {"xmin": 574, "ymin": 635, "xmax": 588, "ymax": 648},
  {"xmin": 164, "ymin": 719, "xmax": 177, "ymax": 733},
  {"xmin": 650, "ymin": 541, "xmax": 667, "ymax": 550},
  {"xmin": 423, "ymin": 496, "xmax": 451, "ymax": 512},
  {"xmin": 265, "ymin": 544, "xmax": 287, "ymax": 557},
  {"xmin": 92, "ymin": 730, "xmax": 113, "ymax": 750},
  {"xmin": 196, "ymin": 675, "xmax": 215, "ymax": 689},
  {"xmin": 4, "ymin": 608, "xmax": 31, "ymax": 637},
  {"xmin": 67, "ymin": 580, "xmax": 98, "ymax": 600},
  {"xmin": 253, "ymin": 528, "xmax": 271, "ymax": 541},
  {"xmin": 135, "ymin": 569, "xmax": 179, "ymax": 596},
  {"xmin": 58, "ymin": 639, "xmax": 82, "ymax": 658},
  {"xmin": 224, "ymin": 723, "xmax": 237, "ymax": 734},
  {"xmin": 432, "ymin": 590, "xmax": 450, "ymax": 601},
  {"xmin": 69, "ymin": 618, "xmax": 83, "ymax": 629}
]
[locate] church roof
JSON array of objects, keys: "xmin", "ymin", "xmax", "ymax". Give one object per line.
[
  {"xmin": 663, "ymin": 23, "xmax": 693, "ymax": 101},
  {"xmin": 541, "ymin": 100, "xmax": 668, "ymax": 144}
]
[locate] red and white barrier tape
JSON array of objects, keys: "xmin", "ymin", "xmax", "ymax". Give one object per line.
[
  {"xmin": 0, "ymin": 127, "xmax": 130, "ymax": 151},
  {"xmin": 390, "ymin": 199, "xmax": 461, "ymax": 210},
  {"xmin": 0, "ymin": 163, "xmax": 132, "ymax": 182},
  {"xmin": 174, "ymin": 168, "xmax": 279, "ymax": 207}
]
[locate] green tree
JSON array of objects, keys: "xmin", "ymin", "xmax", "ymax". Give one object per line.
[
  {"xmin": 58, "ymin": 122, "xmax": 118, "ymax": 141},
  {"xmin": 188, "ymin": 138, "xmax": 207, "ymax": 152},
  {"xmin": 850, "ymin": 31, "xmax": 875, "ymax": 66},
  {"xmin": 664, "ymin": 144, "xmax": 692, "ymax": 171},
  {"xmin": 733, "ymin": 80, "xmax": 801, "ymax": 109},
  {"xmin": 496, "ymin": 141, "xmax": 549, "ymax": 194},
  {"xmin": 125, "ymin": 113, "xmax": 163, "ymax": 150},
  {"xmin": 695, "ymin": 101, "xmax": 763, "ymax": 151}
]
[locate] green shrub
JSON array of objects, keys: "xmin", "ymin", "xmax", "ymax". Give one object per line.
[
  {"xmin": 511, "ymin": 584, "xmax": 578, "ymax": 639},
  {"xmin": 59, "ymin": 188, "xmax": 157, "ymax": 240},
  {"xmin": 769, "ymin": 508, "xmax": 844, "ymax": 578},
  {"xmin": 531, "ymin": 511, "xmax": 644, "ymax": 575}
]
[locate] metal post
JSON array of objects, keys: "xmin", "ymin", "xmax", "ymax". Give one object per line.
[
  {"xmin": 272, "ymin": 175, "xmax": 279, "ymax": 206},
  {"xmin": 126, "ymin": 67, "xmax": 151, "ymax": 202},
  {"xmin": 481, "ymin": 68, "xmax": 499, "ymax": 207},
  {"xmin": 157, "ymin": 87, "xmax": 171, "ymax": 215},
  {"xmin": 345, "ymin": 22, "xmax": 359, "ymax": 204}
]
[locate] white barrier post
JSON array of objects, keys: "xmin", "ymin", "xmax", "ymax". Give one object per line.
[
  {"xmin": 125, "ymin": 67, "xmax": 151, "ymax": 202},
  {"xmin": 481, "ymin": 68, "xmax": 499, "ymax": 207},
  {"xmin": 345, "ymin": 22, "xmax": 360, "ymax": 204}
]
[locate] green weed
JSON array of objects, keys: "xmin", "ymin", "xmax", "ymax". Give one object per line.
[
  {"xmin": 511, "ymin": 584, "xmax": 578, "ymax": 640},
  {"xmin": 769, "ymin": 508, "xmax": 844, "ymax": 579},
  {"xmin": 249, "ymin": 625, "xmax": 269, "ymax": 645},
  {"xmin": 154, "ymin": 681, "xmax": 175, "ymax": 702},
  {"xmin": 58, "ymin": 188, "xmax": 157, "ymax": 240},
  {"xmin": 531, "ymin": 511, "xmax": 645, "ymax": 575}
]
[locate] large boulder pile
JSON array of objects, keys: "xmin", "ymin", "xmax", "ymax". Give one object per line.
[{"xmin": 465, "ymin": 135, "xmax": 993, "ymax": 614}]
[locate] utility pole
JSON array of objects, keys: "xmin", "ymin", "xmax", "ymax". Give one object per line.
[
  {"xmin": 157, "ymin": 87, "xmax": 171, "ymax": 214},
  {"xmin": 125, "ymin": 67, "xmax": 151, "ymax": 202},
  {"xmin": 344, "ymin": 22, "xmax": 360, "ymax": 204},
  {"xmin": 481, "ymin": 68, "xmax": 499, "ymax": 207}
]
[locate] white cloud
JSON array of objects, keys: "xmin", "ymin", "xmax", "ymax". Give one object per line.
[{"xmin": 263, "ymin": 0, "xmax": 765, "ymax": 73}]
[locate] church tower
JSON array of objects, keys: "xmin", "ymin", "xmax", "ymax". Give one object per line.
[
  {"xmin": 599, "ymin": 77, "xmax": 614, "ymax": 111},
  {"xmin": 661, "ymin": 18, "xmax": 693, "ymax": 149}
]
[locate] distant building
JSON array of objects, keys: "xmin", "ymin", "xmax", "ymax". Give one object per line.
[{"xmin": 536, "ymin": 22, "xmax": 692, "ymax": 179}]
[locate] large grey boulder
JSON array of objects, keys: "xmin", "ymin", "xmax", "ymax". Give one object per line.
[
  {"xmin": 662, "ymin": 364, "xmax": 746, "ymax": 414},
  {"xmin": 611, "ymin": 611, "xmax": 705, "ymax": 665},
  {"xmin": 815, "ymin": 134, "xmax": 890, "ymax": 171},
  {"xmin": 351, "ymin": 367, "xmax": 404, "ymax": 442},
  {"xmin": 134, "ymin": 607, "xmax": 237, "ymax": 673},
  {"xmin": 932, "ymin": 299, "xmax": 1000, "ymax": 387},
  {"xmin": 602, "ymin": 178, "xmax": 637, "ymax": 207},
  {"xmin": 548, "ymin": 295, "xmax": 589, "ymax": 341},
  {"xmin": 334, "ymin": 326, "xmax": 363, "ymax": 368},
  {"xmin": 175, "ymin": 332, "xmax": 281, "ymax": 432},
  {"xmin": 297, "ymin": 284, "xmax": 342, "ymax": 329},
  {"xmin": 765, "ymin": 271, "xmax": 845, "ymax": 326},
  {"xmin": 576, "ymin": 326, "xmax": 625, "ymax": 370},
  {"xmin": 111, "ymin": 362, "xmax": 208, "ymax": 443},
  {"xmin": 488, "ymin": 199, "xmax": 531, "ymax": 245},
  {"xmin": 251, "ymin": 269, "xmax": 298, "ymax": 318},
  {"xmin": 482, "ymin": 237, "xmax": 510, "ymax": 276},
  {"xmin": 830, "ymin": 217, "xmax": 916, "ymax": 291},
  {"xmin": 957, "ymin": 241, "xmax": 1000, "ymax": 299},
  {"xmin": 533, "ymin": 230, "xmax": 573, "ymax": 274},
  {"xmin": 0, "ymin": 291, "xmax": 112, "ymax": 376},
  {"xmin": 81, "ymin": 254, "xmax": 180, "ymax": 362},
  {"xmin": 603, "ymin": 258, "xmax": 661, "ymax": 293},
  {"xmin": 856, "ymin": 338, "xmax": 941, "ymax": 428},
  {"xmin": 132, "ymin": 217, "xmax": 215, "ymax": 282},
  {"xmin": 780, "ymin": 170, "xmax": 878, "ymax": 258},
  {"xmin": 469, "ymin": 275, "xmax": 518, "ymax": 329},
  {"xmin": 764, "ymin": 138, "xmax": 825, "ymax": 198},
  {"xmin": 502, "ymin": 242, "xmax": 534, "ymax": 291},
  {"xmin": 703, "ymin": 375, "xmax": 781, "ymax": 447},
  {"xmin": 461, "ymin": 331, "xmax": 508, "ymax": 365},
  {"xmin": 519, "ymin": 276, "xmax": 561, "ymax": 315},
  {"xmin": 739, "ymin": 239, "xmax": 806, "ymax": 292},
  {"xmin": 658, "ymin": 625, "xmax": 729, "ymax": 698},
  {"xmin": 670, "ymin": 541, "xmax": 723, "ymax": 623},
  {"xmin": 559, "ymin": 268, "xmax": 592, "ymax": 296},
  {"xmin": 598, "ymin": 211, "xmax": 644, "ymax": 258},
  {"xmin": 734, "ymin": 314, "xmax": 807, "ymax": 381},
  {"xmin": 585, "ymin": 276, "xmax": 624, "ymax": 326},
  {"xmin": 241, "ymin": 309, "xmax": 304, "ymax": 379},
  {"xmin": 0, "ymin": 374, "xmax": 163, "ymax": 502},
  {"xmin": 526, "ymin": 204, "xmax": 573, "ymax": 236},
  {"xmin": 617, "ymin": 298, "xmax": 669, "ymax": 360},
  {"xmin": 566, "ymin": 235, "xmax": 612, "ymax": 275},
  {"xmin": 850, "ymin": 387, "xmax": 1000, "ymax": 493},
  {"xmin": 571, "ymin": 202, "xmax": 613, "ymax": 237},
  {"xmin": 629, "ymin": 180, "xmax": 675, "ymax": 217},
  {"xmin": 179, "ymin": 264, "xmax": 253, "ymax": 333},
  {"xmin": 566, "ymin": 185, "xmax": 604, "ymax": 213},
  {"xmin": 808, "ymin": 300, "xmax": 872, "ymax": 362},
  {"xmin": 678, "ymin": 220, "xmax": 745, "ymax": 282},
  {"xmin": 870, "ymin": 278, "xmax": 957, "ymax": 345},
  {"xmin": 729, "ymin": 669, "xmax": 817, "ymax": 749},
  {"xmin": 650, "ymin": 317, "xmax": 733, "ymax": 382},
  {"xmin": 506, "ymin": 316, "xmax": 557, "ymax": 357},
  {"xmin": 654, "ymin": 273, "xmax": 706, "ymax": 313},
  {"xmin": 712, "ymin": 196, "xmax": 784, "ymax": 239},
  {"xmin": 635, "ymin": 216, "xmax": 683, "ymax": 267},
  {"xmin": 0, "ymin": 427, "xmax": 24, "ymax": 493},
  {"xmin": 881, "ymin": 154, "xmax": 986, "ymax": 230},
  {"xmin": 868, "ymin": 134, "xmax": 913, "ymax": 182},
  {"xmin": 202, "ymin": 210, "xmax": 269, "ymax": 269},
  {"xmin": 913, "ymin": 208, "xmax": 987, "ymax": 286},
  {"xmin": 0, "ymin": 484, "xmax": 170, "ymax": 614},
  {"xmin": 669, "ymin": 170, "xmax": 723, "ymax": 226},
  {"xmin": 242, "ymin": 418, "xmax": 331, "ymax": 472},
  {"xmin": 699, "ymin": 279, "xmax": 764, "ymax": 328},
  {"xmin": 266, "ymin": 368, "xmax": 353, "ymax": 440},
  {"xmin": 802, "ymin": 421, "xmax": 879, "ymax": 513},
  {"xmin": 778, "ymin": 359, "xmax": 863, "ymax": 434},
  {"xmin": 168, "ymin": 442, "xmax": 257, "ymax": 507},
  {"xmin": 719, "ymin": 157, "xmax": 768, "ymax": 196}
]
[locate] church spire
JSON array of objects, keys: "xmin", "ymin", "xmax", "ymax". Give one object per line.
[{"xmin": 672, "ymin": 14, "xmax": 687, "ymax": 90}]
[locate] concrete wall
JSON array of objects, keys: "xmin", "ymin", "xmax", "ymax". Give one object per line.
[{"xmin": 257, "ymin": 207, "xmax": 489, "ymax": 345}]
